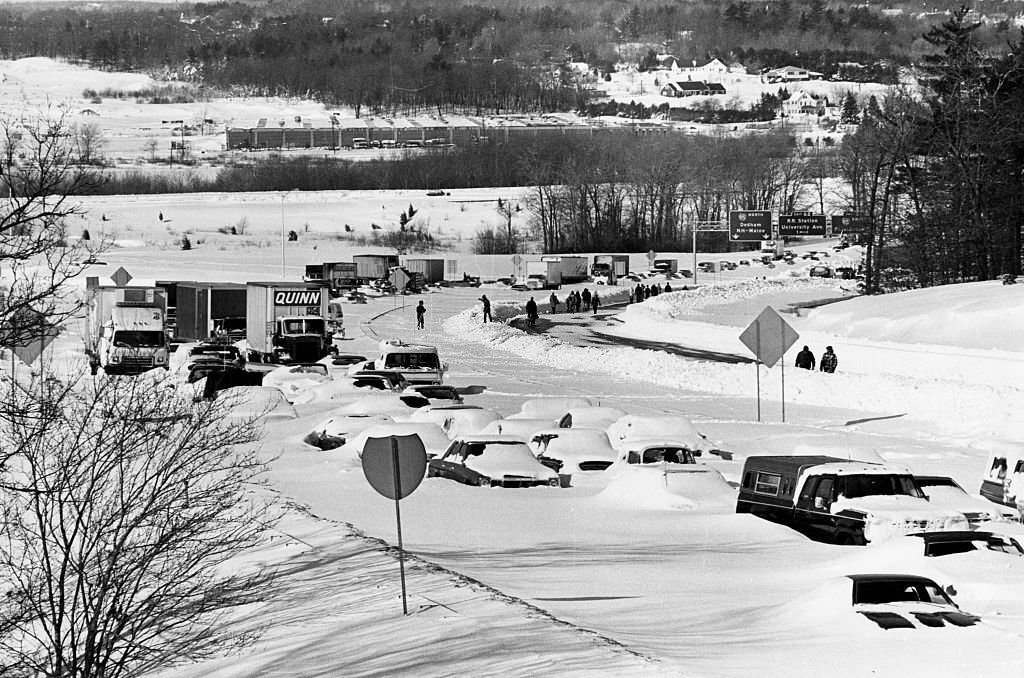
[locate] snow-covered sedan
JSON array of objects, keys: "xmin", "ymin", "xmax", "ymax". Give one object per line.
[
  {"xmin": 303, "ymin": 412, "xmax": 394, "ymax": 450},
  {"xmin": 848, "ymin": 574, "xmax": 981, "ymax": 630},
  {"xmin": 427, "ymin": 436, "xmax": 561, "ymax": 488},
  {"xmin": 608, "ymin": 414, "xmax": 730, "ymax": 459},
  {"xmin": 528, "ymin": 428, "xmax": 618, "ymax": 473}
]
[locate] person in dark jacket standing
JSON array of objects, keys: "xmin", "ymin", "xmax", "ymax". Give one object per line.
[
  {"xmin": 591, "ymin": 290, "xmax": 600, "ymax": 314},
  {"xmin": 581, "ymin": 288, "xmax": 592, "ymax": 309},
  {"xmin": 820, "ymin": 346, "xmax": 838, "ymax": 373},
  {"xmin": 525, "ymin": 297, "xmax": 538, "ymax": 327},
  {"xmin": 415, "ymin": 300, "xmax": 426, "ymax": 329},
  {"xmin": 479, "ymin": 294, "xmax": 491, "ymax": 322},
  {"xmin": 795, "ymin": 345, "xmax": 815, "ymax": 370},
  {"xmin": 549, "ymin": 292, "xmax": 559, "ymax": 313}
]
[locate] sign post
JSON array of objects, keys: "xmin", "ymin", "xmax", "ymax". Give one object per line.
[
  {"xmin": 361, "ymin": 434, "xmax": 428, "ymax": 615},
  {"xmin": 738, "ymin": 307, "xmax": 799, "ymax": 422}
]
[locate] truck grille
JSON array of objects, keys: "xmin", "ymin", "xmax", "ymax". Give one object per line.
[{"xmin": 120, "ymin": 356, "xmax": 155, "ymax": 373}]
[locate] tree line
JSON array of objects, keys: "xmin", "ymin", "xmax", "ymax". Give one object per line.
[
  {"xmin": 838, "ymin": 8, "xmax": 1024, "ymax": 292},
  {"xmin": 0, "ymin": 1, "xmax": 1005, "ymax": 118}
]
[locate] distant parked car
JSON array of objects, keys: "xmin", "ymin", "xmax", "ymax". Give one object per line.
[
  {"xmin": 556, "ymin": 406, "xmax": 627, "ymax": 430},
  {"xmin": 341, "ymin": 422, "xmax": 452, "ymax": 460},
  {"xmin": 428, "ymin": 436, "xmax": 561, "ymax": 487},
  {"xmin": 408, "ymin": 405, "xmax": 500, "ymax": 438}
]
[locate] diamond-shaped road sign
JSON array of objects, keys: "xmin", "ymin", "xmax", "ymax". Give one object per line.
[
  {"xmin": 739, "ymin": 306, "xmax": 799, "ymax": 368},
  {"xmin": 11, "ymin": 317, "xmax": 60, "ymax": 366},
  {"xmin": 111, "ymin": 266, "xmax": 133, "ymax": 287}
]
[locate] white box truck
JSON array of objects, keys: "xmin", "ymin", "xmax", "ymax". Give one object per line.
[
  {"xmin": 85, "ymin": 285, "xmax": 169, "ymax": 375},
  {"xmin": 245, "ymin": 282, "xmax": 332, "ymax": 363}
]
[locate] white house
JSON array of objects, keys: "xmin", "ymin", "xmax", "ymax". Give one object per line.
[
  {"xmin": 766, "ymin": 66, "xmax": 824, "ymax": 83},
  {"xmin": 782, "ymin": 91, "xmax": 827, "ymax": 116},
  {"xmin": 698, "ymin": 58, "xmax": 729, "ymax": 74}
]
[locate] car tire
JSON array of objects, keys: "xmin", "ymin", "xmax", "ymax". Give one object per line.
[{"xmin": 477, "ymin": 476, "xmax": 490, "ymax": 487}]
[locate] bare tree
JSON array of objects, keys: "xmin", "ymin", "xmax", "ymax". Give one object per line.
[
  {"xmin": 0, "ymin": 373, "xmax": 277, "ymax": 678},
  {"xmin": 1, "ymin": 108, "xmax": 102, "ymax": 348},
  {"xmin": 72, "ymin": 120, "xmax": 105, "ymax": 165}
]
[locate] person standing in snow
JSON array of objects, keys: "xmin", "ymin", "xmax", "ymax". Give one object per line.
[
  {"xmin": 581, "ymin": 288, "xmax": 592, "ymax": 310},
  {"xmin": 591, "ymin": 290, "xmax": 600, "ymax": 314},
  {"xmin": 549, "ymin": 292, "xmax": 559, "ymax": 314},
  {"xmin": 820, "ymin": 346, "xmax": 838, "ymax": 373},
  {"xmin": 415, "ymin": 300, "xmax": 426, "ymax": 330},
  {"xmin": 479, "ymin": 295, "xmax": 492, "ymax": 322},
  {"xmin": 795, "ymin": 345, "xmax": 815, "ymax": 370},
  {"xmin": 664, "ymin": 282, "xmax": 672, "ymax": 293},
  {"xmin": 525, "ymin": 297, "xmax": 538, "ymax": 327}
]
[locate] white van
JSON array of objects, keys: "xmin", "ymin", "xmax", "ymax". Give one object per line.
[{"xmin": 365, "ymin": 339, "xmax": 446, "ymax": 385}]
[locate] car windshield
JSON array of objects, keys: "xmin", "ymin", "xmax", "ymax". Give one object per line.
[
  {"xmin": 416, "ymin": 386, "xmax": 456, "ymax": 399},
  {"xmin": 112, "ymin": 330, "xmax": 165, "ymax": 348},
  {"xmin": 841, "ymin": 474, "xmax": 924, "ymax": 499},
  {"xmin": 282, "ymin": 319, "xmax": 325, "ymax": 334},
  {"xmin": 628, "ymin": 447, "xmax": 694, "ymax": 464},
  {"xmin": 854, "ymin": 579, "xmax": 952, "ymax": 606},
  {"xmin": 385, "ymin": 352, "xmax": 440, "ymax": 369}
]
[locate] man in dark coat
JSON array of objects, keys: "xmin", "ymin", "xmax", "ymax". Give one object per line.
[
  {"xmin": 820, "ymin": 346, "xmax": 838, "ymax": 373},
  {"xmin": 581, "ymin": 288, "xmax": 592, "ymax": 309},
  {"xmin": 549, "ymin": 292, "xmax": 559, "ymax": 313},
  {"xmin": 591, "ymin": 291, "xmax": 600, "ymax": 314},
  {"xmin": 415, "ymin": 300, "xmax": 426, "ymax": 329},
  {"xmin": 479, "ymin": 294, "xmax": 491, "ymax": 322},
  {"xmin": 525, "ymin": 297, "xmax": 538, "ymax": 327},
  {"xmin": 795, "ymin": 345, "xmax": 815, "ymax": 370}
]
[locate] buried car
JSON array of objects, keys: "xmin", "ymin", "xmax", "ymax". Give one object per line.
[
  {"xmin": 407, "ymin": 405, "xmax": 500, "ymax": 438},
  {"xmin": 528, "ymin": 428, "xmax": 618, "ymax": 473},
  {"xmin": 402, "ymin": 384, "xmax": 463, "ymax": 404},
  {"xmin": 428, "ymin": 436, "xmax": 561, "ymax": 487},
  {"xmin": 849, "ymin": 574, "xmax": 980, "ymax": 630},
  {"xmin": 915, "ymin": 475, "xmax": 1018, "ymax": 526},
  {"xmin": 303, "ymin": 413, "xmax": 395, "ymax": 450},
  {"xmin": 340, "ymin": 422, "xmax": 452, "ymax": 461},
  {"xmin": 607, "ymin": 414, "xmax": 730, "ymax": 459},
  {"xmin": 556, "ymin": 406, "xmax": 627, "ymax": 430}
]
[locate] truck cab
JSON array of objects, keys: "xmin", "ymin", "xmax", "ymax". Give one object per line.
[
  {"xmin": 364, "ymin": 340, "xmax": 446, "ymax": 385},
  {"xmin": 86, "ymin": 286, "xmax": 169, "ymax": 375},
  {"xmin": 737, "ymin": 455, "xmax": 969, "ymax": 545},
  {"xmin": 272, "ymin": 315, "xmax": 331, "ymax": 363}
]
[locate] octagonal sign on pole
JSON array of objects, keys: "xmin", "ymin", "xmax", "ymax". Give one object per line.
[{"xmin": 362, "ymin": 434, "xmax": 428, "ymax": 615}]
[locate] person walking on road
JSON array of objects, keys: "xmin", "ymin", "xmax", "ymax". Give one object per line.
[
  {"xmin": 581, "ymin": 288, "xmax": 592, "ymax": 310},
  {"xmin": 479, "ymin": 294, "xmax": 492, "ymax": 322},
  {"xmin": 795, "ymin": 345, "xmax": 815, "ymax": 370},
  {"xmin": 591, "ymin": 291, "xmax": 600, "ymax": 314},
  {"xmin": 549, "ymin": 292, "xmax": 559, "ymax": 314},
  {"xmin": 820, "ymin": 346, "xmax": 838, "ymax": 373},
  {"xmin": 525, "ymin": 297, "xmax": 539, "ymax": 327},
  {"xmin": 415, "ymin": 300, "xmax": 426, "ymax": 330}
]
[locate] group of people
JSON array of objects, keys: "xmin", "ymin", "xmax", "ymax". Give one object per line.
[
  {"xmin": 795, "ymin": 345, "xmax": 838, "ymax": 373},
  {"xmin": 553, "ymin": 289, "xmax": 600, "ymax": 315},
  {"xmin": 631, "ymin": 282, "xmax": 673, "ymax": 303}
]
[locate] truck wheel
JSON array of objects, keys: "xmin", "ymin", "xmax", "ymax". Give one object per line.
[{"xmin": 836, "ymin": 532, "xmax": 857, "ymax": 546}]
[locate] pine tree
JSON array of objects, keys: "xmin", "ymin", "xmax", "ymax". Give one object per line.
[{"xmin": 840, "ymin": 91, "xmax": 860, "ymax": 124}]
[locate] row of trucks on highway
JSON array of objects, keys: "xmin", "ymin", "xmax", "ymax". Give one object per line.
[{"xmin": 85, "ymin": 280, "xmax": 342, "ymax": 375}]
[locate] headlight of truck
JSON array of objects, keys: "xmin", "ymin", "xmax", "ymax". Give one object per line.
[
  {"xmin": 108, "ymin": 354, "xmax": 121, "ymax": 363},
  {"xmin": 155, "ymin": 354, "xmax": 167, "ymax": 364}
]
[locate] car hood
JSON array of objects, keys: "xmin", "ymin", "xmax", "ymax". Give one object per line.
[{"xmin": 832, "ymin": 496, "xmax": 969, "ymax": 542}]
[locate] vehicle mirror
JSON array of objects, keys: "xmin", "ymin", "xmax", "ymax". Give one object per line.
[
  {"xmin": 944, "ymin": 585, "xmax": 958, "ymax": 598},
  {"xmin": 814, "ymin": 496, "xmax": 825, "ymax": 510}
]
